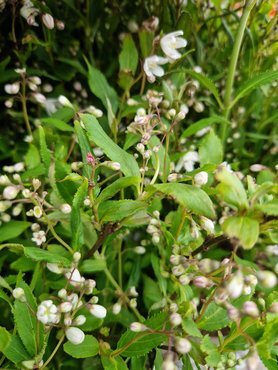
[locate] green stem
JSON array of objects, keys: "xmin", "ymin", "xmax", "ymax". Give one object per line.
[
  {"xmin": 220, "ymin": 0, "xmax": 257, "ymax": 145},
  {"xmin": 21, "ymin": 79, "xmax": 32, "ymax": 137},
  {"xmin": 47, "ymin": 222, "xmax": 73, "ymax": 253},
  {"xmin": 41, "ymin": 335, "xmax": 65, "ymax": 369},
  {"xmin": 163, "ymin": 134, "xmax": 170, "ymax": 183}
]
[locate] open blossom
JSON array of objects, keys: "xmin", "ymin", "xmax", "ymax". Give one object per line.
[
  {"xmin": 175, "ymin": 151, "xmax": 199, "ymax": 172},
  {"xmin": 160, "ymin": 30, "xmax": 187, "ymax": 61},
  {"xmin": 37, "ymin": 300, "xmax": 60, "ymax": 324},
  {"xmin": 32, "ymin": 230, "xmax": 46, "ymax": 246},
  {"xmin": 65, "ymin": 268, "xmax": 85, "ymax": 287},
  {"xmin": 143, "ymin": 56, "xmax": 168, "ymax": 83}
]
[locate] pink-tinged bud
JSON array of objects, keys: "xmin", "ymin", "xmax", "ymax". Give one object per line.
[
  {"xmin": 175, "ymin": 337, "xmax": 191, "ymax": 354},
  {"xmin": 257, "ymin": 271, "xmax": 277, "ymax": 289},
  {"xmin": 193, "ymin": 276, "xmax": 213, "ymax": 289},
  {"xmin": 55, "ymin": 20, "xmax": 65, "ymax": 30},
  {"xmin": 130, "ymin": 322, "xmax": 147, "ymax": 332},
  {"xmin": 243, "ymin": 301, "xmax": 259, "ymax": 318},
  {"xmin": 74, "ymin": 315, "xmax": 86, "ymax": 326},
  {"xmin": 3, "ymin": 186, "xmax": 20, "ymax": 200},
  {"xmin": 4, "ymin": 83, "xmax": 20, "ymax": 95},
  {"xmin": 269, "ymin": 302, "xmax": 278, "ymax": 314},
  {"xmin": 249, "ymin": 164, "xmax": 267, "ymax": 172},
  {"xmin": 227, "ymin": 306, "xmax": 240, "ymax": 321},
  {"xmin": 65, "ymin": 327, "xmax": 85, "ymax": 345},
  {"xmin": 162, "ymin": 354, "xmax": 175, "ymax": 370},
  {"xmin": 42, "ymin": 14, "xmax": 55, "ymax": 29},
  {"xmin": 86, "ymin": 152, "xmax": 95, "ymax": 165},
  {"xmin": 60, "ymin": 302, "xmax": 73, "ymax": 313},
  {"xmin": 225, "ymin": 272, "xmax": 244, "ymax": 299},
  {"xmin": 170, "ymin": 312, "xmax": 182, "ymax": 327},
  {"xmin": 172, "ymin": 265, "xmax": 185, "ymax": 276},
  {"xmin": 170, "ymin": 255, "xmax": 180, "ymax": 265},
  {"xmin": 179, "ymin": 274, "xmax": 190, "ymax": 285}
]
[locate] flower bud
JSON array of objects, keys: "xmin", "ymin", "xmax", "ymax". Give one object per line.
[
  {"xmin": 60, "ymin": 302, "xmax": 73, "ymax": 313},
  {"xmin": 58, "ymin": 289, "xmax": 67, "ymax": 299},
  {"xmin": 194, "ymin": 171, "xmax": 208, "ymax": 186},
  {"xmin": 250, "ymin": 164, "xmax": 266, "ymax": 172},
  {"xmin": 74, "ymin": 315, "xmax": 86, "ymax": 326},
  {"xmin": 33, "ymin": 93, "xmax": 46, "ymax": 104},
  {"xmin": 42, "ymin": 13, "xmax": 55, "ymax": 29},
  {"xmin": 65, "ymin": 327, "xmax": 85, "ymax": 345},
  {"xmin": 170, "ymin": 255, "xmax": 180, "ymax": 265},
  {"xmin": 227, "ymin": 306, "xmax": 240, "ymax": 321},
  {"xmin": 162, "ymin": 354, "xmax": 176, "ymax": 370},
  {"xmin": 12, "ymin": 287, "xmax": 26, "ymax": 302},
  {"xmin": 257, "ymin": 271, "xmax": 277, "ymax": 288},
  {"xmin": 175, "ymin": 337, "xmax": 191, "ymax": 354},
  {"xmin": 152, "ymin": 233, "xmax": 160, "ymax": 244},
  {"xmin": 269, "ymin": 302, "xmax": 278, "ymax": 314},
  {"xmin": 179, "ymin": 274, "xmax": 190, "ymax": 285},
  {"xmin": 14, "ymin": 162, "xmax": 24, "ymax": 172},
  {"xmin": 58, "ymin": 95, "xmax": 73, "ymax": 108},
  {"xmin": 112, "ymin": 302, "xmax": 122, "ymax": 315},
  {"xmin": 4, "ymin": 83, "xmax": 20, "ymax": 95},
  {"xmin": 89, "ymin": 304, "xmax": 107, "ymax": 319},
  {"xmin": 200, "ymin": 216, "xmax": 215, "ymax": 234},
  {"xmin": 55, "ymin": 20, "xmax": 65, "ymax": 30},
  {"xmin": 32, "ymin": 178, "xmax": 41, "ymax": 190},
  {"xmin": 176, "ymin": 111, "xmax": 186, "ymax": 121},
  {"xmin": 167, "ymin": 173, "xmax": 179, "ymax": 182},
  {"xmin": 61, "ymin": 204, "xmax": 72, "ymax": 214},
  {"xmin": 170, "ymin": 312, "xmax": 182, "ymax": 327},
  {"xmin": 134, "ymin": 246, "xmax": 146, "ymax": 255},
  {"xmin": 193, "ymin": 276, "xmax": 213, "ymax": 289},
  {"xmin": 84, "ymin": 279, "xmax": 96, "ymax": 294},
  {"xmin": 47, "ymin": 263, "xmax": 64, "ymax": 274},
  {"xmin": 64, "ymin": 315, "xmax": 72, "ymax": 326},
  {"xmin": 130, "ymin": 298, "xmax": 137, "ymax": 308},
  {"xmin": 243, "ymin": 301, "xmax": 259, "ymax": 318},
  {"xmin": 172, "ymin": 265, "xmax": 185, "ymax": 276},
  {"xmin": 225, "ymin": 272, "xmax": 244, "ymax": 299},
  {"xmin": 3, "ymin": 185, "xmax": 19, "ymax": 200},
  {"xmin": 130, "ymin": 322, "xmax": 147, "ymax": 332}
]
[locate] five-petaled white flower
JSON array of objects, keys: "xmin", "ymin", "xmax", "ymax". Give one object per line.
[
  {"xmin": 37, "ymin": 300, "xmax": 60, "ymax": 325},
  {"xmin": 32, "ymin": 230, "xmax": 46, "ymax": 246},
  {"xmin": 143, "ymin": 56, "xmax": 168, "ymax": 83},
  {"xmin": 160, "ymin": 30, "xmax": 187, "ymax": 61}
]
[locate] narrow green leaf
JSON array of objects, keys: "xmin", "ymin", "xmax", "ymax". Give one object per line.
[
  {"xmin": 199, "ymin": 130, "xmax": 223, "ymax": 165},
  {"xmin": 97, "ymin": 176, "xmax": 140, "ymax": 203},
  {"xmin": 222, "ymin": 216, "xmax": 259, "ymax": 249},
  {"xmin": 182, "ymin": 116, "xmax": 229, "ymax": 138},
  {"xmin": 0, "ymin": 327, "xmax": 11, "ymax": 352},
  {"xmin": 71, "ymin": 179, "xmax": 88, "ymax": 250},
  {"xmin": 99, "ymin": 200, "xmax": 147, "ymax": 222},
  {"xmin": 74, "ymin": 120, "xmax": 93, "ymax": 179},
  {"xmin": 81, "ymin": 114, "xmax": 140, "ymax": 179},
  {"xmin": 119, "ymin": 34, "xmax": 138, "ymax": 75},
  {"xmin": 24, "ymin": 247, "xmax": 71, "ymax": 267},
  {"xmin": 80, "ymin": 259, "xmax": 107, "ymax": 273},
  {"xmin": 0, "ymin": 221, "xmax": 31, "ymax": 243},
  {"xmin": 148, "ymin": 183, "xmax": 215, "ymax": 219},
  {"xmin": 38, "ymin": 126, "xmax": 51, "ymax": 171},
  {"xmin": 63, "ymin": 335, "xmax": 99, "ymax": 358},
  {"xmin": 3, "ymin": 334, "xmax": 30, "ymax": 364},
  {"xmin": 41, "ymin": 117, "xmax": 74, "ymax": 132}
]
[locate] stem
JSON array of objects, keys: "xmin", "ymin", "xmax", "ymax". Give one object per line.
[
  {"xmin": 21, "ymin": 78, "xmax": 32, "ymax": 137},
  {"xmin": 220, "ymin": 0, "xmax": 257, "ymax": 144},
  {"xmin": 163, "ymin": 134, "xmax": 170, "ymax": 182},
  {"xmin": 47, "ymin": 222, "xmax": 73, "ymax": 253},
  {"xmin": 41, "ymin": 335, "xmax": 65, "ymax": 369}
]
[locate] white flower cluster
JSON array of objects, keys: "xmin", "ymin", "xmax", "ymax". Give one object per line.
[
  {"xmin": 35, "ymin": 253, "xmax": 107, "ymax": 345},
  {"xmin": 144, "ymin": 31, "xmax": 187, "ymax": 82}
]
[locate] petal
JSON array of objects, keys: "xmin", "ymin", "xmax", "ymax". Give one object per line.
[
  {"xmin": 151, "ymin": 65, "xmax": 165, "ymax": 77},
  {"xmin": 175, "ymin": 38, "xmax": 187, "ymax": 48}
]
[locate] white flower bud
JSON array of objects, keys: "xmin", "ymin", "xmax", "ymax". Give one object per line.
[
  {"xmin": 242, "ymin": 285, "xmax": 252, "ymax": 295},
  {"xmin": 58, "ymin": 288, "xmax": 67, "ymax": 299},
  {"xmin": 193, "ymin": 276, "xmax": 213, "ymax": 289},
  {"xmin": 170, "ymin": 312, "xmax": 182, "ymax": 327},
  {"xmin": 179, "ymin": 274, "xmax": 190, "ymax": 285},
  {"xmin": 152, "ymin": 233, "xmax": 160, "ymax": 244},
  {"xmin": 250, "ymin": 164, "xmax": 266, "ymax": 172},
  {"xmin": 32, "ymin": 178, "xmax": 41, "ymax": 190},
  {"xmin": 31, "ymin": 223, "xmax": 40, "ymax": 232},
  {"xmin": 167, "ymin": 173, "xmax": 179, "ymax": 182},
  {"xmin": 33, "ymin": 205, "xmax": 42, "ymax": 218},
  {"xmin": 61, "ymin": 204, "xmax": 72, "ymax": 214},
  {"xmin": 60, "ymin": 302, "xmax": 73, "ymax": 313},
  {"xmin": 33, "ymin": 93, "xmax": 46, "ymax": 104},
  {"xmin": 129, "ymin": 286, "xmax": 138, "ymax": 297},
  {"xmin": 3, "ymin": 185, "xmax": 19, "ymax": 200},
  {"xmin": 111, "ymin": 162, "xmax": 121, "ymax": 171},
  {"xmin": 245, "ymin": 274, "xmax": 258, "ymax": 287},
  {"xmin": 172, "ymin": 265, "xmax": 185, "ymax": 276},
  {"xmin": 194, "ymin": 171, "xmax": 208, "ymax": 186},
  {"xmin": 162, "ymin": 355, "xmax": 176, "ymax": 370},
  {"xmin": 0, "ymin": 201, "xmax": 11, "ymax": 213},
  {"xmin": 14, "ymin": 162, "xmax": 24, "ymax": 172},
  {"xmin": 64, "ymin": 315, "xmax": 72, "ymax": 326},
  {"xmin": 200, "ymin": 216, "xmax": 215, "ymax": 234},
  {"xmin": 74, "ymin": 315, "xmax": 86, "ymax": 326},
  {"xmin": 0, "ymin": 175, "xmax": 11, "ymax": 185},
  {"xmin": 12, "ymin": 287, "xmax": 26, "ymax": 302},
  {"xmin": 65, "ymin": 268, "xmax": 84, "ymax": 287},
  {"xmin": 134, "ymin": 246, "xmax": 146, "ymax": 254},
  {"xmin": 73, "ymin": 252, "xmax": 81, "ymax": 263},
  {"xmin": 56, "ymin": 20, "xmax": 65, "ymax": 30},
  {"xmin": 112, "ymin": 302, "xmax": 122, "ymax": 315},
  {"xmin": 58, "ymin": 95, "xmax": 73, "ymax": 108},
  {"xmin": 257, "ymin": 271, "xmax": 277, "ymax": 288},
  {"xmin": 176, "ymin": 111, "xmax": 186, "ymax": 121},
  {"xmin": 226, "ymin": 272, "xmax": 244, "ymax": 299},
  {"xmin": 243, "ymin": 301, "xmax": 259, "ymax": 318},
  {"xmin": 144, "ymin": 150, "xmax": 152, "ymax": 159},
  {"xmin": 168, "ymin": 108, "xmax": 176, "ymax": 118},
  {"xmin": 4, "ymin": 82, "xmax": 20, "ymax": 95},
  {"xmin": 130, "ymin": 322, "xmax": 147, "ymax": 332},
  {"xmin": 89, "ymin": 304, "xmax": 107, "ymax": 319},
  {"xmin": 22, "ymin": 189, "xmax": 31, "ymax": 198},
  {"xmin": 136, "ymin": 143, "xmax": 145, "ymax": 154},
  {"xmin": 84, "ymin": 279, "xmax": 96, "ymax": 294},
  {"xmin": 46, "ymin": 263, "xmax": 64, "ymax": 274},
  {"xmin": 269, "ymin": 302, "xmax": 278, "ymax": 313},
  {"xmin": 2, "ymin": 213, "xmax": 11, "ymax": 222},
  {"xmin": 175, "ymin": 337, "xmax": 191, "ymax": 354},
  {"xmin": 65, "ymin": 327, "xmax": 85, "ymax": 345},
  {"xmin": 228, "ymin": 306, "xmax": 240, "ymax": 321},
  {"xmin": 42, "ymin": 13, "xmax": 55, "ymax": 29}
]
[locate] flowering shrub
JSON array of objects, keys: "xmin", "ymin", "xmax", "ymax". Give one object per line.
[{"xmin": 0, "ymin": 0, "xmax": 277, "ymax": 369}]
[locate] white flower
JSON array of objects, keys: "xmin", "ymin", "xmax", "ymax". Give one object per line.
[
  {"xmin": 14, "ymin": 162, "xmax": 24, "ymax": 172},
  {"xmin": 160, "ymin": 30, "xmax": 187, "ymax": 61},
  {"xmin": 46, "ymin": 263, "xmax": 64, "ymax": 274},
  {"xmin": 20, "ymin": 1, "xmax": 39, "ymax": 26},
  {"xmin": 42, "ymin": 13, "xmax": 55, "ymax": 29},
  {"xmin": 175, "ymin": 151, "xmax": 199, "ymax": 172},
  {"xmin": 12, "ymin": 287, "xmax": 26, "ymax": 302},
  {"xmin": 33, "ymin": 205, "xmax": 42, "ymax": 218},
  {"xmin": 65, "ymin": 268, "xmax": 85, "ymax": 287},
  {"xmin": 60, "ymin": 204, "xmax": 72, "ymax": 214},
  {"xmin": 4, "ymin": 83, "xmax": 20, "ymax": 95},
  {"xmin": 59, "ymin": 302, "xmax": 73, "ymax": 313},
  {"xmin": 194, "ymin": 171, "xmax": 208, "ymax": 186},
  {"xmin": 200, "ymin": 216, "xmax": 215, "ymax": 234},
  {"xmin": 65, "ymin": 327, "xmax": 85, "ymax": 345},
  {"xmin": 37, "ymin": 300, "xmax": 59, "ymax": 325},
  {"xmin": 89, "ymin": 304, "xmax": 107, "ymax": 319},
  {"xmin": 143, "ymin": 55, "xmax": 168, "ymax": 82},
  {"xmin": 32, "ymin": 230, "xmax": 46, "ymax": 246},
  {"xmin": 3, "ymin": 185, "xmax": 19, "ymax": 200}
]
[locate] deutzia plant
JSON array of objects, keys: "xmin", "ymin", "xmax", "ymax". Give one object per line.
[{"xmin": 0, "ymin": 1, "xmax": 277, "ymax": 369}]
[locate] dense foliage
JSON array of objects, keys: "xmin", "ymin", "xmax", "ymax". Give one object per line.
[{"xmin": 0, "ymin": 0, "xmax": 277, "ymax": 369}]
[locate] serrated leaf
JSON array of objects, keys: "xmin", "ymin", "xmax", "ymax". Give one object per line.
[
  {"xmin": 25, "ymin": 144, "xmax": 41, "ymax": 169},
  {"xmin": 222, "ymin": 216, "xmax": 259, "ymax": 249},
  {"xmin": 119, "ymin": 34, "xmax": 138, "ymax": 75},
  {"xmin": 0, "ymin": 326, "xmax": 11, "ymax": 352},
  {"xmin": 80, "ymin": 259, "xmax": 107, "ymax": 273},
  {"xmin": 231, "ymin": 70, "xmax": 278, "ymax": 108},
  {"xmin": 148, "ymin": 183, "xmax": 215, "ymax": 219},
  {"xmin": 182, "ymin": 317, "xmax": 202, "ymax": 338},
  {"xmin": 184, "ymin": 69, "xmax": 223, "ymax": 108},
  {"xmin": 256, "ymin": 199, "xmax": 278, "ymax": 216},
  {"xmin": 98, "ymin": 200, "xmax": 147, "ymax": 222},
  {"xmin": 3, "ymin": 334, "xmax": 30, "ymax": 364},
  {"xmin": 41, "ymin": 117, "xmax": 74, "ymax": 132},
  {"xmin": 201, "ymin": 335, "xmax": 221, "ymax": 367},
  {"xmin": 0, "ymin": 221, "xmax": 31, "ymax": 243},
  {"xmin": 199, "ymin": 130, "xmax": 223, "ymax": 165},
  {"xmin": 63, "ymin": 335, "xmax": 99, "ymax": 358},
  {"xmin": 182, "ymin": 116, "xmax": 229, "ymax": 138},
  {"xmin": 198, "ymin": 302, "xmax": 230, "ymax": 331},
  {"xmin": 24, "ymin": 247, "xmax": 71, "ymax": 267},
  {"xmin": 96, "ymin": 176, "xmax": 140, "ymax": 203},
  {"xmin": 81, "ymin": 114, "xmax": 140, "ymax": 179},
  {"xmin": 257, "ymin": 317, "xmax": 278, "ymax": 364},
  {"xmin": 116, "ymin": 313, "xmax": 168, "ymax": 357},
  {"xmin": 71, "ymin": 179, "xmax": 88, "ymax": 250},
  {"xmin": 101, "ymin": 354, "xmax": 129, "ymax": 370}
]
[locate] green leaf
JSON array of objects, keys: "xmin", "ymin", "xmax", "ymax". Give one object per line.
[
  {"xmin": 199, "ymin": 130, "xmax": 223, "ymax": 165},
  {"xmin": 101, "ymin": 354, "xmax": 128, "ymax": 370},
  {"xmin": 25, "ymin": 144, "xmax": 41, "ymax": 169},
  {"xmin": 148, "ymin": 135, "xmax": 170, "ymax": 181},
  {"xmin": 24, "ymin": 247, "xmax": 71, "ymax": 267},
  {"xmin": 184, "ymin": 69, "xmax": 223, "ymax": 108},
  {"xmin": 201, "ymin": 335, "xmax": 221, "ymax": 367},
  {"xmin": 63, "ymin": 335, "xmax": 99, "ymax": 358},
  {"xmin": 139, "ymin": 30, "xmax": 154, "ymax": 58},
  {"xmin": 222, "ymin": 216, "xmax": 260, "ymax": 249},
  {"xmin": 87, "ymin": 63, "xmax": 118, "ymax": 113},
  {"xmin": 0, "ymin": 221, "xmax": 31, "ymax": 243},
  {"xmin": 3, "ymin": 334, "xmax": 30, "ymax": 364},
  {"xmin": 198, "ymin": 302, "xmax": 230, "ymax": 331},
  {"xmin": 119, "ymin": 34, "xmax": 138, "ymax": 75},
  {"xmin": 182, "ymin": 317, "xmax": 202, "ymax": 338},
  {"xmin": 116, "ymin": 313, "xmax": 168, "ymax": 357},
  {"xmin": 231, "ymin": 70, "xmax": 278, "ymax": 108},
  {"xmin": 0, "ymin": 327, "xmax": 11, "ymax": 352},
  {"xmin": 74, "ymin": 120, "xmax": 92, "ymax": 179},
  {"xmin": 182, "ymin": 116, "xmax": 229, "ymax": 138},
  {"xmin": 256, "ymin": 199, "xmax": 278, "ymax": 216},
  {"xmin": 257, "ymin": 317, "xmax": 278, "ymax": 365},
  {"xmin": 71, "ymin": 179, "xmax": 88, "ymax": 250},
  {"xmin": 41, "ymin": 117, "xmax": 74, "ymax": 132},
  {"xmin": 38, "ymin": 126, "xmax": 51, "ymax": 172},
  {"xmin": 216, "ymin": 168, "xmax": 248, "ymax": 210},
  {"xmin": 99, "ymin": 200, "xmax": 147, "ymax": 222},
  {"xmin": 97, "ymin": 176, "xmax": 140, "ymax": 203},
  {"xmin": 14, "ymin": 280, "xmax": 44, "ymax": 357},
  {"xmin": 81, "ymin": 114, "xmax": 140, "ymax": 179},
  {"xmin": 148, "ymin": 183, "xmax": 215, "ymax": 219},
  {"xmin": 80, "ymin": 259, "xmax": 107, "ymax": 273}
]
